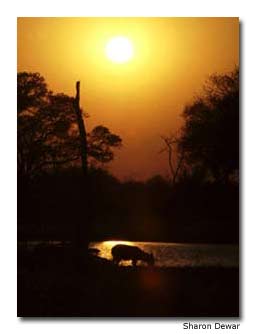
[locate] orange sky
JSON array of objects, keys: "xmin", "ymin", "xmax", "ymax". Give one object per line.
[{"xmin": 17, "ymin": 17, "xmax": 239, "ymax": 180}]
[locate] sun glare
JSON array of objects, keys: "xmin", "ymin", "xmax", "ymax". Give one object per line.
[{"xmin": 105, "ymin": 36, "xmax": 134, "ymax": 63}]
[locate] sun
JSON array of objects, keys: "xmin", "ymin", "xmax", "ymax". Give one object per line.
[{"xmin": 105, "ymin": 36, "xmax": 134, "ymax": 63}]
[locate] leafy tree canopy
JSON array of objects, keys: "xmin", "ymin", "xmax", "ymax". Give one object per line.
[{"xmin": 178, "ymin": 67, "xmax": 239, "ymax": 183}]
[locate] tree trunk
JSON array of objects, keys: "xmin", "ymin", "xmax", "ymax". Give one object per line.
[
  {"xmin": 74, "ymin": 81, "xmax": 88, "ymax": 176},
  {"xmin": 73, "ymin": 81, "xmax": 90, "ymax": 266}
]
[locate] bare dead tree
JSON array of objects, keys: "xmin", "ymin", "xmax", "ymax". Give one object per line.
[
  {"xmin": 160, "ymin": 134, "xmax": 185, "ymax": 185},
  {"xmin": 73, "ymin": 81, "xmax": 90, "ymax": 262}
]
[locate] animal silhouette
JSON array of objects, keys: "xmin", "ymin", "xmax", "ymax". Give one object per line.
[{"xmin": 111, "ymin": 244, "xmax": 154, "ymax": 267}]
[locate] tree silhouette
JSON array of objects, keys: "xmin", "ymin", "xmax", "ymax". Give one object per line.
[
  {"xmin": 88, "ymin": 125, "xmax": 122, "ymax": 164},
  {"xmin": 17, "ymin": 72, "xmax": 122, "ymax": 179},
  {"xmin": 178, "ymin": 67, "xmax": 239, "ymax": 184},
  {"xmin": 17, "ymin": 72, "xmax": 48, "ymax": 114},
  {"xmin": 160, "ymin": 134, "xmax": 186, "ymax": 185}
]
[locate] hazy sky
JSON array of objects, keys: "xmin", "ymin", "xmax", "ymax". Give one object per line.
[{"xmin": 17, "ymin": 17, "xmax": 239, "ymax": 180}]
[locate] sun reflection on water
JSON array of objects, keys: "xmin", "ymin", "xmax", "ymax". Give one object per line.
[
  {"xmin": 103, "ymin": 240, "xmax": 134, "ymax": 247},
  {"xmin": 89, "ymin": 241, "xmax": 238, "ymax": 268}
]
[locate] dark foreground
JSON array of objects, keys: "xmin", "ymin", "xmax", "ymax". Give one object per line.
[{"xmin": 18, "ymin": 245, "xmax": 239, "ymax": 317}]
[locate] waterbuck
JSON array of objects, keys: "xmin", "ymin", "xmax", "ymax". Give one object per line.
[{"xmin": 111, "ymin": 244, "xmax": 154, "ymax": 267}]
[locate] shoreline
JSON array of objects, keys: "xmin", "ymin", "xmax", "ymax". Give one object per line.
[{"xmin": 18, "ymin": 247, "xmax": 239, "ymax": 317}]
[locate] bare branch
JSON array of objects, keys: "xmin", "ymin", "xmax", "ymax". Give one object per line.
[{"xmin": 160, "ymin": 134, "xmax": 185, "ymax": 185}]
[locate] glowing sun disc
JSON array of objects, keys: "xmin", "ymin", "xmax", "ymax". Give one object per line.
[{"xmin": 106, "ymin": 36, "xmax": 134, "ymax": 63}]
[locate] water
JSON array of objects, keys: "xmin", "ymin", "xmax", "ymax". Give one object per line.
[{"xmin": 89, "ymin": 240, "xmax": 239, "ymax": 268}]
